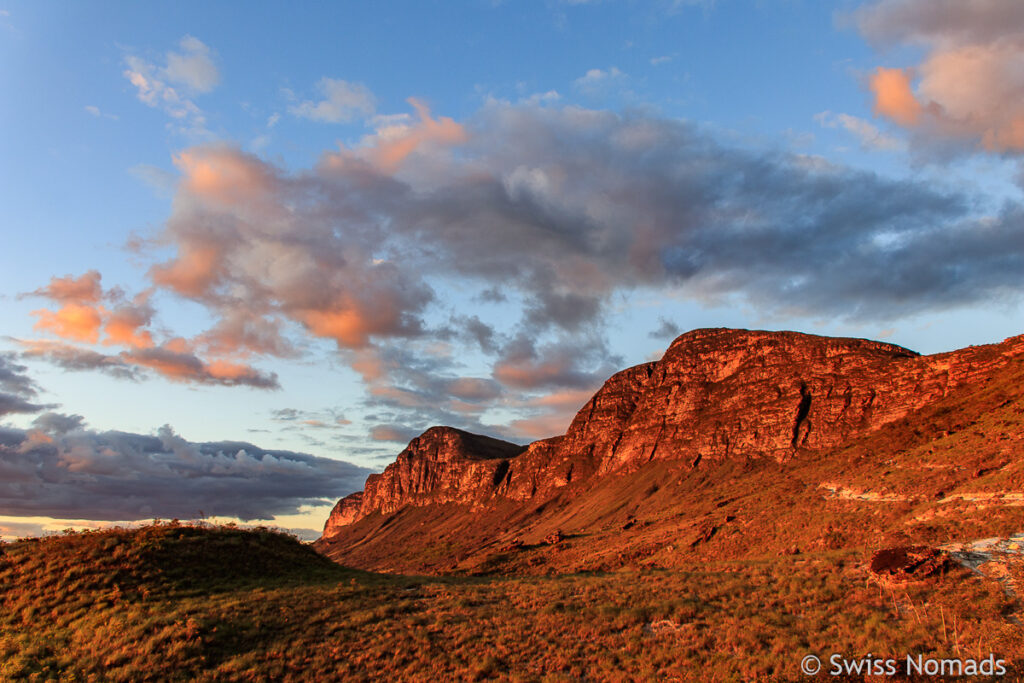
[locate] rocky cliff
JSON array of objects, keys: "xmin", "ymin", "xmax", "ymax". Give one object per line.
[
  {"xmin": 329, "ymin": 427, "xmax": 526, "ymax": 524},
  {"xmin": 322, "ymin": 328, "xmax": 1024, "ymax": 538}
]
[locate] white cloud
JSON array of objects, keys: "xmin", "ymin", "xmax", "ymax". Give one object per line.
[
  {"xmin": 288, "ymin": 77, "xmax": 376, "ymax": 123},
  {"xmin": 163, "ymin": 35, "xmax": 219, "ymax": 93},
  {"xmin": 129, "ymin": 163, "xmax": 177, "ymax": 196},
  {"xmin": 84, "ymin": 105, "xmax": 118, "ymax": 120},
  {"xmin": 572, "ymin": 67, "xmax": 629, "ymax": 97},
  {"xmin": 815, "ymin": 110, "xmax": 904, "ymax": 151},
  {"xmin": 650, "ymin": 55, "xmax": 673, "ymax": 66},
  {"xmin": 523, "ymin": 90, "xmax": 561, "ymax": 106},
  {"xmin": 122, "ymin": 35, "xmax": 219, "ymax": 136}
]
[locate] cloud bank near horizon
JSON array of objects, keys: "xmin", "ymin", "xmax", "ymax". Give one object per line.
[{"xmin": 0, "ymin": 357, "xmax": 370, "ymax": 522}]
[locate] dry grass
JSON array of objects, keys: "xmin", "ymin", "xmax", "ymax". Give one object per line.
[{"xmin": 2, "ymin": 523, "xmax": 1023, "ymax": 680}]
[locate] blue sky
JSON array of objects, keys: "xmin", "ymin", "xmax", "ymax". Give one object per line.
[{"xmin": 2, "ymin": 0, "xmax": 1023, "ymax": 537}]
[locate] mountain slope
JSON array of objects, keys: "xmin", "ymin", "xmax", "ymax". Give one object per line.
[{"xmin": 316, "ymin": 328, "xmax": 1024, "ymax": 575}]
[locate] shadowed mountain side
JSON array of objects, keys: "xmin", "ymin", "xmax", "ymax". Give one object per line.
[{"xmin": 316, "ymin": 328, "xmax": 1024, "ymax": 574}]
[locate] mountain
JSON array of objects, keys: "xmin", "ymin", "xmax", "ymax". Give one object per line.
[{"xmin": 316, "ymin": 328, "xmax": 1024, "ymax": 575}]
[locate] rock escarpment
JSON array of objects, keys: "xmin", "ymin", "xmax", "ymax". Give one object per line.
[
  {"xmin": 328, "ymin": 427, "xmax": 526, "ymax": 524},
  {"xmin": 322, "ymin": 328, "xmax": 1024, "ymax": 537}
]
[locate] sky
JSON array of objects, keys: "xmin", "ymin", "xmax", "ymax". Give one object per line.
[{"xmin": 2, "ymin": 0, "xmax": 1023, "ymax": 539}]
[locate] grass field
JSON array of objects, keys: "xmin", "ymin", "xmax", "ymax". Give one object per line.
[{"xmin": 2, "ymin": 522, "xmax": 1023, "ymax": 681}]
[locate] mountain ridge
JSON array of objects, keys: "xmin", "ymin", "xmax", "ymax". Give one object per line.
[{"xmin": 316, "ymin": 327, "xmax": 1024, "ymax": 574}]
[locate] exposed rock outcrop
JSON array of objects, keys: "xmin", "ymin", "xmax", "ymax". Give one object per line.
[
  {"xmin": 342, "ymin": 427, "xmax": 525, "ymax": 519},
  {"xmin": 321, "ymin": 328, "xmax": 1024, "ymax": 538}
]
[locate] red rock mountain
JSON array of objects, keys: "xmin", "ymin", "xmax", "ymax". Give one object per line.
[{"xmin": 317, "ymin": 328, "xmax": 1024, "ymax": 574}]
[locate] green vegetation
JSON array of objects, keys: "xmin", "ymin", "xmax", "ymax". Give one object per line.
[{"xmin": 2, "ymin": 523, "xmax": 1022, "ymax": 680}]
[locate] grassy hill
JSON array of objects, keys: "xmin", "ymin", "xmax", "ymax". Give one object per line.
[{"xmin": 2, "ymin": 522, "xmax": 1024, "ymax": 680}]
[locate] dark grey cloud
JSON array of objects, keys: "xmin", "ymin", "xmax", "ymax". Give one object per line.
[
  {"xmin": 18, "ymin": 341, "xmax": 141, "ymax": 380},
  {"xmin": 649, "ymin": 317, "xmax": 682, "ymax": 340},
  {"xmin": 0, "ymin": 354, "xmax": 47, "ymax": 417},
  {"xmin": 0, "ymin": 394, "xmax": 45, "ymax": 418},
  {"xmin": 31, "ymin": 412, "xmax": 86, "ymax": 435},
  {"xmin": 406, "ymin": 105, "xmax": 1002, "ymax": 322},
  {"xmin": 851, "ymin": 0, "xmax": 1024, "ymax": 46},
  {"xmin": 0, "ymin": 354, "xmax": 40, "ymax": 398},
  {"xmin": 0, "ymin": 424, "xmax": 371, "ymax": 521}
]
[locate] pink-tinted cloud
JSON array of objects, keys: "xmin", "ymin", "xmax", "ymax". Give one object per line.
[
  {"xmin": 32, "ymin": 304, "xmax": 103, "ymax": 344},
  {"xmin": 121, "ymin": 345, "xmax": 279, "ymax": 389},
  {"xmin": 869, "ymin": 68, "xmax": 923, "ymax": 127},
  {"xmin": 855, "ymin": 0, "xmax": 1024, "ymax": 154},
  {"xmin": 103, "ymin": 300, "xmax": 156, "ymax": 349},
  {"xmin": 30, "ymin": 271, "xmax": 103, "ymax": 303},
  {"xmin": 25, "ymin": 270, "xmax": 277, "ymax": 389},
  {"xmin": 338, "ymin": 97, "xmax": 467, "ymax": 173}
]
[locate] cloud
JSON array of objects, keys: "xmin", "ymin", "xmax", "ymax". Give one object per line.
[
  {"xmin": 130, "ymin": 164, "xmax": 177, "ymax": 196},
  {"xmin": 572, "ymin": 67, "xmax": 627, "ymax": 95},
  {"xmin": 123, "ymin": 36, "xmax": 218, "ymax": 136},
  {"xmin": 271, "ymin": 407, "xmax": 351, "ymax": 429},
  {"xmin": 0, "ymin": 424, "xmax": 370, "ymax": 521},
  {"xmin": 346, "ymin": 97, "xmax": 467, "ymax": 172},
  {"xmin": 24, "ymin": 273, "xmax": 276, "ymax": 389},
  {"xmin": 19, "ymin": 339, "xmax": 278, "ymax": 389},
  {"xmin": 0, "ymin": 353, "xmax": 41, "ymax": 399},
  {"xmin": 648, "ymin": 317, "xmax": 681, "ymax": 340},
  {"xmin": 0, "ymin": 354, "xmax": 46, "ymax": 417},
  {"xmin": 32, "ymin": 303, "xmax": 103, "ymax": 343},
  {"xmin": 122, "ymin": 345, "xmax": 280, "ymax": 389},
  {"xmin": 18, "ymin": 340, "xmax": 141, "ymax": 381},
  {"xmin": 0, "ymin": 394, "xmax": 44, "ymax": 418},
  {"xmin": 31, "ymin": 412, "xmax": 86, "ymax": 435},
  {"xmin": 815, "ymin": 110, "xmax": 904, "ymax": 150},
  {"xmin": 501, "ymin": 387, "xmax": 600, "ymax": 440},
  {"xmin": 32, "ymin": 101, "xmax": 1024, "ymax": 437},
  {"xmin": 289, "ymin": 77, "xmax": 376, "ymax": 123},
  {"xmin": 853, "ymin": 0, "xmax": 1024, "ymax": 154},
  {"xmin": 23, "ymin": 272, "xmax": 278, "ymax": 389},
  {"xmin": 0, "ymin": 520, "xmax": 55, "ymax": 540},
  {"xmin": 492, "ymin": 334, "xmax": 619, "ymax": 390},
  {"xmin": 84, "ymin": 105, "xmax": 118, "ymax": 120},
  {"xmin": 368, "ymin": 424, "xmax": 421, "ymax": 444},
  {"xmin": 163, "ymin": 35, "xmax": 219, "ymax": 93},
  {"xmin": 0, "ymin": 351, "xmax": 363, "ymax": 525},
  {"xmin": 30, "ymin": 270, "xmax": 102, "ymax": 303}
]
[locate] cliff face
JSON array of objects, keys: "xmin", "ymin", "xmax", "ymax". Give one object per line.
[
  {"xmin": 322, "ymin": 328, "xmax": 1024, "ymax": 537},
  {"xmin": 343, "ymin": 427, "xmax": 526, "ymax": 519}
]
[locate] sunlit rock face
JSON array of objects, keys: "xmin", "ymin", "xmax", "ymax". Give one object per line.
[
  {"xmin": 344, "ymin": 427, "xmax": 526, "ymax": 518},
  {"xmin": 321, "ymin": 328, "xmax": 1024, "ymax": 537}
]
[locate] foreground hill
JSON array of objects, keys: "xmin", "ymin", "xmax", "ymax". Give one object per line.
[
  {"xmin": 3, "ymin": 523, "xmax": 1023, "ymax": 680},
  {"xmin": 317, "ymin": 328, "xmax": 1024, "ymax": 575}
]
